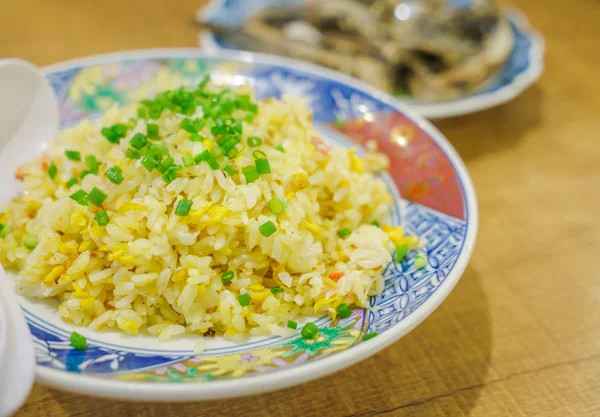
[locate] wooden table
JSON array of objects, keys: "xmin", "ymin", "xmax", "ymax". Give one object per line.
[{"xmin": 3, "ymin": 0, "xmax": 600, "ymax": 415}]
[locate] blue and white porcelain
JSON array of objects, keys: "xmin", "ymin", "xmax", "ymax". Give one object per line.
[
  {"xmin": 198, "ymin": 0, "xmax": 545, "ymax": 119},
  {"xmin": 0, "ymin": 49, "xmax": 477, "ymax": 401}
]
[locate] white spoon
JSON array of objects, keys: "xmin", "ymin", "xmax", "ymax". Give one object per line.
[
  {"xmin": 0, "ymin": 267, "xmax": 36, "ymax": 417},
  {"xmin": 0, "ymin": 59, "xmax": 59, "ymax": 416},
  {"xmin": 0, "ymin": 59, "xmax": 59, "ymax": 206}
]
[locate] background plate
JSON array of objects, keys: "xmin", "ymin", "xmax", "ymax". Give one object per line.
[{"xmin": 198, "ymin": 0, "xmax": 545, "ymax": 119}]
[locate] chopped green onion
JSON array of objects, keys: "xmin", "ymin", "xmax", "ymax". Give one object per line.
[
  {"xmin": 333, "ymin": 118, "xmax": 345, "ymax": 128},
  {"xmin": 179, "ymin": 118, "xmax": 201, "ymax": 134},
  {"xmin": 206, "ymin": 154, "xmax": 220, "ymax": 170},
  {"xmin": 415, "ymin": 254, "xmax": 427, "ymax": 269},
  {"xmin": 237, "ymin": 293, "xmax": 250, "ymax": 307},
  {"xmin": 242, "ymin": 166, "xmax": 259, "ymax": 183},
  {"xmin": 221, "ymin": 271, "xmax": 234, "ymax": 284},
  {"xmin": 301, "ymin": 322, "xmax": 318, "ymax": 339},
  {"xmin": 70, "ymin": 331, "xmax": 87, "ymax": 351},
  {"xmin": 182, "ymin": 155, "xmax": 194, "ymax": 167},
  {"xmin": 190, "ymin": 134, "xmax": 204, "ymax": 142},
  {"xmin": 259, "ymin": 221, "xmax": 277, "ymax": 237},
  {"xmin": 247, "ymin": 103, "xmax": 258, "ymax": 114},
  {"xmin": 65, "ymin": 150, "xmax": 81, "ymax": 161},
  {"xmin": 255, "ymin": 158, "xmax": 271, "ymax": 175},
  {"xmin": 287, "ymin": 320, "xmax": 298, "ymax": 330},
  {"xmin": 137, "ymin": 107, "xmax": 147, "ymax": 119},
  {"xmin": 252, "ymin": 150, "xmax": 267, "ymax": 160},
  {"xmin": 146, "ymin": 123, "xmax": 159, "ymax": 139},
  {"xmin": 151, "ymin": 141, "xmax": 169, "ymax": 156},
  {"xmin": 95, "ymin": 210, "xmax": 110, "ymax": 226},
  {"xmin": 0, "ymin": 226, "xmax": 8, "ymax": 239},
  {"xmin": 148, "ymin": 104, "xmax": 163, "ymax": 119},
  {"xmin": 101, "ymin": 123, "xmax": 128, "ymax": 144},
  {"xmin": 23, "ymin": 234, "xmax": 38, "ymax": 250},
  {"xmin": 126, "ymin": 148, "xmax": 141, "ymax": 160},
  {"xmin": 268, "ymin": 198, "xmax": 286, "ymax": 215},
  {"xmin": 337, "ymin": 303, "xmax": 351, "ymax": 319},
  {"xmin": 337, "ymin": 228, "xmax": 352, "ymax": 238},
  {"xmin": 371, "ymin": 220, "xmax": 381, "ymax": 227},
  {"xmin": 157, "ymin": 156, "xmax": 174, "ymax": 174},
  {"xmin": 113, "ymin": 123, "xmax": 127, "ymax": 138},
  {"xmin": 395, "ymin": 244, "xmax": 408, "ymax": 261},
  {"xmin": 47, "ymin": 162, "xmax": 57, "ymax": 180},
  {"xmin": 104, "ymin": 166, "xmax": 124, "ymax": 185},
  {"xmin": 197, "ymin": 74, "xmax": 210, "ymax": 89},
  {"xmin": 247, "ymin": 136, "xmax": 262, "ymax": 147},
  {"xmin": 218, "ymin": 135, "xmax": 238, "ymax": 151},
  {"xmin": 223, "ymin": 165, "xmax": 236, "ymax": 176},
  {"xmin": 270, "ymin": 288, "xmax": 284, "ymax": 295},
  {"xmin": 194, "ymin": 149, "xmax": 210, "ymax": 163},
  {"xmin": 65, "ymin": 177, "xmax": 78, "ymax": 189},
  {"xmin": 84, "ymin": 155, "xmax": 100, "ymax": 173},
  {"xmin": 69, "ymin": 190, "xmax": 88, "ymax": 204},
  {"xmin": 141, "ymin": 156, "xmax": 156, "ymax": 172},
  {"xmin": 129, "ymin": 133, "xmax": 148, "ymax": 150},
  {"xmin": 162, "ymin": 165, "xmax": 181, "ymax": 183},
  {"xmin": 275, "ymin": 145, "xmax": 285, "ymax": 153},
  {"xmin": 87, "ymin": 187, "xmax": 108, "ymax": 207},
  {"xmin": 363, "ymin": 332, "xmax": 378, "ymax": 340},
  {"xmin": 174, "ymin": 199, "xmax": 192, "ymax": 216}
]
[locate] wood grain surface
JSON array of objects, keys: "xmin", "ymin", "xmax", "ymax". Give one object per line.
[{"xmin": 3, "ymin": 0, "xmax": 600, "ymax": 416}]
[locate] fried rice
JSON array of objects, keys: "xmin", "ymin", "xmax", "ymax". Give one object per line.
[{"xmin": 0, "ymin": 79, "xmax": 419, "ymax": 341}]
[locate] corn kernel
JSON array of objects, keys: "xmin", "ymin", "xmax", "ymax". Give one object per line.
[
  {"xmin": 44, "ymin": 265, "xmax": 65, "ymax": 284},
  {"xmin": 173, "ymin": 270, "xmax": 187, "ymax": 282},
  {"xmin": 78, "ymin": 240, "xmax": 92, "ymax": 252},
  {"xmin": 119, "ymin": 202, "xmax": 147, "ymax": 213},
  {"xmin": 80, "ymin": 297, "xmax": 95, "ymax": 309},
  {"xmin": 72, "ymin": 282, "xmax": 89, "ymax": 298},
  {"xmin": 188, "ymin": 204, "xmax": 213, "ymax": 225},
  {"xmin": 207, "ymin": 205, "xmax": 229, "ymax": 221},
  {"xmin": 108, "ymin": 250, "xmax": 124, "ymax": 261},
  {"xmin": 313, "ymin": 296, "xmax": 342, "ymax": 313},
  {"xmin": 119, "ymin": 255, "xmax": 135, "ymax": 264},
  {"xmin": 0, "ymin": 212, "xmax": 10, "ymax": 224},
  {"xmin": 251, "ymin": 291, "xmax": 270, "ymax": 304},
  {"xmin": 248, "ymin": 283, "xmax": 265, "ymax": 291},
  {"xmin": 350, "ymin": 152, "xmax": 364, "ymax": 173},
  {"xmin": 382, "ymin": 225, "xmax": 406, "ymax": 246},
  {"xmin": 90, "ymin": 226, "xmax": 103, "ymax": 239},
  {"xmin": 305, "ymin": 221, "xmax": 321, "ymax": 234},
  {"xmin": 122, "ymin": 320, "xmax": 138, "ymax": 335},
  {"xmin": 197, "ymin": 284, "xmax": 206, "ymax": 297},
  {"xmin": 71, "ymin": 211, "xmax": 87, "ymax": 228}
]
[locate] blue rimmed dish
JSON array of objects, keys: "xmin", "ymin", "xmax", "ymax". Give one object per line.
[{"xmin": 3, "ymin": 49, "xmax": 477, "ymax": 401}]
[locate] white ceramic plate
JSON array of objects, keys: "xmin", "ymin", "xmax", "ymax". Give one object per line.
[{"xmin": 1, "ymin": 49, "xmax": 477, "ymax": 401}]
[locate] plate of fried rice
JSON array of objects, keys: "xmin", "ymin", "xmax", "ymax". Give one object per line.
[{"xmin": 0, "ymin": 49, "xmax": 477, "ymax": 401}]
